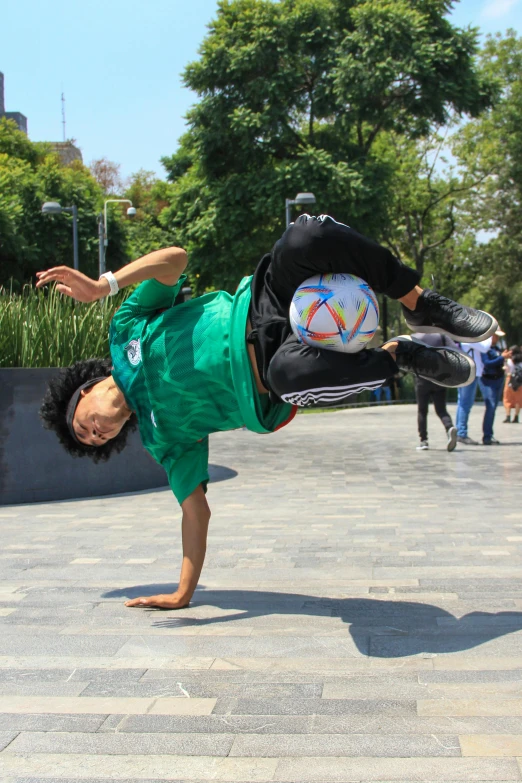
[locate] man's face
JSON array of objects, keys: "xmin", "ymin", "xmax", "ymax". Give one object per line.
[{"xmin": 72, "ymin": 384, "xmax": 126, "ymax": 447}]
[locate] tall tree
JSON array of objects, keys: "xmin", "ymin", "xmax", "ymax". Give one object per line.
[
  {"xmin": 452, "ymin": 31, "xmax": 522, "ymax": 341},
  {"xmin": 162, "ymin": 0, "xmax": 495, "ymax": 292},
  {"xmin": 123, "ymin": 170, "xmax": 177, "ymax": 259},
  {"xmin": 89, "ymin": 157, "xmax": 123, "ymax": 195},
  {"xmin": 0, "ymin": 119, "xmax": 128, "ymax": 286},
  {"xmin": 376, "ymin": 126, "xmax": 494, "ymax": 280}
]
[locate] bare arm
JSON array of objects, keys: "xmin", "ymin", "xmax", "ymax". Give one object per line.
[
  {"xmin": 125, "ymin": 484, "xmax": 210, "ymax": 609},
  {"xmin": 36, "ymin": 247, "xmax": 188, "ymax": 303}
]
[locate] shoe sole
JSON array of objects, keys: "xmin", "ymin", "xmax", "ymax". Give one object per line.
[
  {"xmin": 394, "ymin": 336, "xmax": 476, "ymax": 388},
  {"xmin": 447, "ymin": 426, "xmax": 457, "ymax": 452},
  {"xmin": 408, "ymin": 312, "xmax": 498, "ymax": 343}
]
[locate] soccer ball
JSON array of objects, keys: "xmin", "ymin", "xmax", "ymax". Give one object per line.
[{"xmin": 289, "ymin": 273, "xmax": 380, "ymax": 353}]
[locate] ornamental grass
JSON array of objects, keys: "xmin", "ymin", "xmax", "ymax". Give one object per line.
[{"xmin": 0, "ymin": 284, "xmax": 122, "ymax": 368}]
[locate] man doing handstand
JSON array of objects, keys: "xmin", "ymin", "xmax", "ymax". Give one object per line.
[{"xmin": 38, "ymin": 215, "xmax": 496, "ymax": 609}]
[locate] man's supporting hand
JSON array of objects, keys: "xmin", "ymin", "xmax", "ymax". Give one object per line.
[
  {"xmin": 125, "ymin": 484, "xmax": 210, "ymax": 610},
  {"xmin": 125, "ymin": 592, "xmax": 190, "ymax": 609}
]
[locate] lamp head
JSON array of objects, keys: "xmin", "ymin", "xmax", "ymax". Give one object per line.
[
  {"xmin": 294, "ymin": 192, "xmax": 316, "ymax": 205},
  {"xmin": 126, "ymin": 207, "xmax": 137, "ymax": 217},
  {"xmin": 42, "ymin": 201, "xmax": 63, "ymax": 215}
]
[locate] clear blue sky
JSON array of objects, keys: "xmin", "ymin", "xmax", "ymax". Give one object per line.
[{"xmin": 2, "ymin": 0, "xmax": 521, "ymax": 181}]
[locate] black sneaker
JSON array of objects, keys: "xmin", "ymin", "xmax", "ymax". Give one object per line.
[
  {"xmin": 402, "ymin": 290, "xmax": 497, "ymax": 343},
  {"xmin": 483, "ymin": 437, "xmax": 501, "ymax": 445},
  {"xmin": 393, "ymin": 336, "xmax": 476, "ymax": 388}
]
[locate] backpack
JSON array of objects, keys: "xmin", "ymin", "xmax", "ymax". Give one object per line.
[{"xmin": 509, "ymin": 363, "xmax": 522, "ymax": 392}]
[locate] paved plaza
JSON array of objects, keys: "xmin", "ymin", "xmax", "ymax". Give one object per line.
[{"xmin": 0, "ymin": 403, "xmax": 521, "ymax": 782}]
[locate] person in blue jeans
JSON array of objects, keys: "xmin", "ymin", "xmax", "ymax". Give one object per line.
[
  {"xmin": 457, "ymin": 329, "xmax": 506, "ymax": 445},
  {"xmin": 371, "ymin": 384, "xmax": 392, "ymax": 404},
  {"xmin": 480, "ymin": 333, "xmax": 507, "ymax": 444}
]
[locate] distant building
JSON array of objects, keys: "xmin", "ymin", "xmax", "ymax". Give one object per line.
[
  {"xmin": 0, "ymin": 72, "xmax": 28, "ymax": 134},
  {"xmin": 1, "ymin": 72, "xmax": 82, "ymax": 164},
  {"xmin": 49, "ymin": 141, "xmax": 83, "ymax": 165}
]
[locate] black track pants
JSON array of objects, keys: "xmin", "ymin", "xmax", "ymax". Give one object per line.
[
  {"xmin": 415, "ymin": 379, "xmax": 453, "ymax": 441},
  {"xmin": 249, "ymin": 214, "xmax": 421, "ymax": 407}
]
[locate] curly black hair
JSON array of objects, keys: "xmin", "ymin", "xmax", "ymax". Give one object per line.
[
  {"xmin": 40, "ymin": 358, "xmax": 138, "ymax": 463},
  {"xmin": 510, "ymin": 345, "xmax": 522, "ymax": 363}
]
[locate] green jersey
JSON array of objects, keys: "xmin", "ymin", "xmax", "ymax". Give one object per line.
[{"xmin": 109, "ymin": 275, "xmax": 294, "ymax": 505}]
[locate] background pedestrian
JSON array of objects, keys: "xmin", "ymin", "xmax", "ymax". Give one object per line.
[
  {"xmin": 412, "ymin": 333, "xmax": 458, "ymax": 452},
  {"xmin": 503, "ymin": 345, "xmax": 522, "ymax": 423}
]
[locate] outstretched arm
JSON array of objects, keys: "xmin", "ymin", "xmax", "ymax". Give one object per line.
[
  {"xmin": 36, "ymin": 246, "xmax": 187, "ymax": 303},
  {"xmin": 125, "ymin": 484, "xmax": 211, "ymax": 609}
]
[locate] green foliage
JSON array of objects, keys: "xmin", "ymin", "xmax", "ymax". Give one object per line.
[
  {"xmin": 162, "ymin": 0, "xmax": 494, "ymax": 292},
  {"xmin": 374, "ymin": 126, "xmax": 491, "ymax": 283},
  {"xmin": 0, "ymin": 117, "xmax": 46, "ymax": 164},
  {"xmin": 0, "ymin": 284, "xmax": 127, "ymax": 368},
  {"xmin": 0, "ymin": 119, "xmax": 128, "ymax": 287},
  {"xmin": 123, "ymin": 170, "xmax": 177, "ymax": 260},
  {"xmin": 451, "ymin": 31, "xmax": 522, "ymax": 343}
]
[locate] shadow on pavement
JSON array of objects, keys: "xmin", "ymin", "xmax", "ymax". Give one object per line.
[
  {"xmin": 102, "ymin": 585, "xmax": 522, "ymax": 658},
  {"xmin": 208, "ymin": 463, "xmax": 238, "ymax": 483}
]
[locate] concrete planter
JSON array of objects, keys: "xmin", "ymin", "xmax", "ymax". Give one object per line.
[{"xmin": 0, "ymin": 368, "xmax": 169, "ymax": 505}]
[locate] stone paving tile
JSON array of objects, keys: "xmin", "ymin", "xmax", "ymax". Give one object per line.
[
  {"xmin": 0, "ymin": 696, "xmax": 216, "ymax": 715},
  {"xmin": 0, "ymin": 683, "xmax": 89, "ymax": 697},
  {"xmin": 0, "ymin": 714, "xmax": 106, "ymax": 732},
  {"xmin": 8, "ymin": 780, "xmax": 190, "ymax": 783},
  {"xmin": 81, "ymin": 681, "xmax": 322, "ymax": 698},
  {"xmin": 324, "ymin": 678, "xmax": 522, "ymax": 698},
  {"xmin": 229, "ymin": 732, "xmax": 461, "ymax": 756},
  {"xmin": 0, "ymin": 656, "xmax": 215, "ymax": 670},
  {"xmin": 0, "ymin": 632, "xmax": 126, "ymax": 657},
  {"xmin": 117, "ymin": 714, "xmax": 312, "ymax": 734},
  {"xmin": 274, "ymin": 756, "xmax": 521, "ymax": 780},
  {"xmin": 432, "ymin": 656, "xmax": 522, "ymax": 671},
  {"xmin": 208, "ymin": 655, "xmax": 433, "ymax": 671},
  {"xmin": 369, "ymin": 632, "xmax": 522, "ymax": 658},
  {"xmin": 420, "ymin": 670, "xmax": 522, "ymax": 683},
  {"xmin": 310, "ymin": 714, "xmax": 522, "ymax": 735},
  {"xmin": 7, "ymin": 731, "xmax": 235, "ymax": 755},
  {"xmin": 0, "ymin": 670, "xmax": 78, "ymax": 683},
  {"xmin": 419, "ymin": 698, "xmax": 522, "ymax": 716},
  {"xmin": 211, "ymin": 697, "xmax": 417, "ymax": 715},
  {"xmin": 461, "ymin": 735, "xmax": 522, "ymax": 756},
  {"xmin": 0, "ymin": 755, "xmax": 280, "ymax": 780}
]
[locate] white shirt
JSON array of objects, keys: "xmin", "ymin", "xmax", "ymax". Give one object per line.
[{"xmin": 460, "ymin": 338, "xmax": 492, "ymax": 379}]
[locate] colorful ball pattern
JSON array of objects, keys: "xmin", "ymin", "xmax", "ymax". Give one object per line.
[{"xmin": 289, "ymin": 273, "xmax": 380, "ymax": 353}]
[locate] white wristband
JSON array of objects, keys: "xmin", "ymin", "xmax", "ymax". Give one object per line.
[{"xmin": 100, "ymin": 271, "xmax": 119, "ymax": 296}]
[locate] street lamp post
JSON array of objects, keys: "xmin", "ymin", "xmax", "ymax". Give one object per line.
[
  {"xmin": 99, "ymin": 199, "xmax": 136, "ymax": 277},
  {"xmin": 285, "ymin": 192, "xmax": 316, "ymax": 228},
  {"xmin": 41, "ymin": 201, "xmax": 79, "ymax": 270}
]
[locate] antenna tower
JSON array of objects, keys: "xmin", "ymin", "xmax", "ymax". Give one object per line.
[{"xmin": 61, "ymin": 92, "xmax": 66, "ymax": 142}]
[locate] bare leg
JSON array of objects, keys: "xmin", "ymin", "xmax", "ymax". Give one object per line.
[
  {"xmin": 382, "ymin": 340, "xmax": 399, "ymax": 362},
  {"xmin": 398, "ymin": 286, "xmax": 423, "ymax": 311}
]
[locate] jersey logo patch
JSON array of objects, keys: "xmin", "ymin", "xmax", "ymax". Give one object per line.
[{"xmin": 125, "ymin": 339, "xmax": 142, "ymax": 366}]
